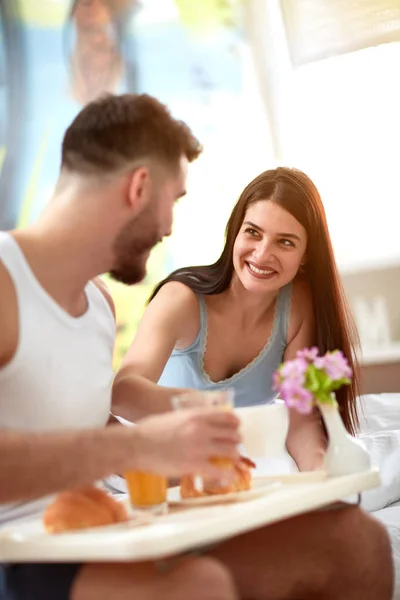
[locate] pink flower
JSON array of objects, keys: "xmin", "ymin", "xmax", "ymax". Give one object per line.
[
  {"xmin": 296, "ymin": 347, "xmax": 319, "ymax": 362},
  {"xmin": 314, "ymin": 351, "xmax": 352, "ymax": 381},
  {"xmin": 274, "ymin": 358, "xmax": 307, "ymax": 397},
  {"xmin": 280, "ymin": 357, "xmax": 308, "ymax": 380},
  {"xmin": 281, "ymin": 383, "xmax": 314, "ymax": 414},
  {"xmin": 279, "ymin": 378, "xmax": 302, "ymax": 398},
  {"xmin": 273, "ymin": 347, "xmax": 352, "ymax": 415}
]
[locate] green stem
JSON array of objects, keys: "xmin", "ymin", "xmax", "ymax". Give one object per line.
[{"xmin": 316, "ymin": 392, "xmax": 337, "ymax": 407}]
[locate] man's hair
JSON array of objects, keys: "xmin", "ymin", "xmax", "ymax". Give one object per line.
[{"xmin": 61, "ymin": 93, "xmax": 202, "ymax": 174}]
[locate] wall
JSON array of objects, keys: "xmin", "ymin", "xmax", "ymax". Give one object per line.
[{"xmin": 1, "ymin": 0, "xmax": 399, "ymax": 383}]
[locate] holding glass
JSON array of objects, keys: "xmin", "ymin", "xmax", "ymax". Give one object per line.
[
  {"xmin": 124, "ymin": 470, "xmax": 167, "ymax": 515},
  {"xmin": 123, "ymin": 424, "xmax": 168, "ymax": 515},
  {"xmin": 171, "ymin": 389, "xmax": 236, "ymax": 494}
]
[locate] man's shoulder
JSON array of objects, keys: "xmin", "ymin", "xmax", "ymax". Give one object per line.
[
  {"xmin": 0, "ymin": 261, "xmax": 18, "ymax": 367},
  {"xmin": 92, "ymin": 277, "xmax": 116, "ymax": 320},
  {"xmin": 0, "ymin": 260, "xmax": 17, "ymax": 311}
]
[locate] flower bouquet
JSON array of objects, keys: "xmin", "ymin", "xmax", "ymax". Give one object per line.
[
  {"xmin": 273, "ymin": 348, "xmax": 371, "ymax": 476},
  {"xmin": 273, "ymin": 347, "xmax": 352, "ymax": 414}
]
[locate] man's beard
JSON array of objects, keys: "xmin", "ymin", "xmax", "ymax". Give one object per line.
[{"xmin": 110, "ymin": 206, "xmax": 161, "ymax": 286}]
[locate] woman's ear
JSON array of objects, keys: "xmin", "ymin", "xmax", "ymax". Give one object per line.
[{"xmin": 299, "ymin": 254, "xmax": 307, "ymax": 273}]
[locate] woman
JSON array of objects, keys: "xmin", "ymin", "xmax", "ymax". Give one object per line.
[{"xmin": 112, "ymin": 167, "xmax": 360, "ymax": 471}]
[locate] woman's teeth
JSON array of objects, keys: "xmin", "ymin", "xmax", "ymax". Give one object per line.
[{"xmin": 248, "ymin": 263, "xmax": 275, "ymax": 275}]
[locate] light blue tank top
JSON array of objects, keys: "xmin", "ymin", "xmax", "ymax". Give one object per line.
[{"xmin": 158, "ymin": 283, "xmax": 293, "ymax": 408}]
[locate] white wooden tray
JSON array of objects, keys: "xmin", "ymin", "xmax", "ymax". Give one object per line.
[{"xmin": 0, "ymin": 469, "xmax": 380, "ymax": 563}]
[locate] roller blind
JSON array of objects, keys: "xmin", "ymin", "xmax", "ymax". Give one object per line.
[{"xmin": 281, "ymin": 0, "xmax": 400, "ymax": 66}]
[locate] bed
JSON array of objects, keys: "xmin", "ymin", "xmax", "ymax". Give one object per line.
[
  {"xmin": 374, "ymin": 501, "xmax": 400, "ymax": 598},
  {"xmin": 357, "ymin": 393, "xmax": 400, "ymax": 598},
  {"xmin": 111, "ymin": 393, "xmax": 400, "ymax": 597}
]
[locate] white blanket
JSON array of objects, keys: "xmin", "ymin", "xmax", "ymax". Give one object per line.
[
  {"xmin": 357, "ymin": 394, "xmax": 400, "ymax": 511},
  {"xmin": 359, "ymin": 431, "xmax": 400, "ymax": 511}
]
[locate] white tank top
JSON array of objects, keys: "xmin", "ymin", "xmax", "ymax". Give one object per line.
[{"xmin": 0, "ymin": 232, "xmax": 116, "ymax": 522}]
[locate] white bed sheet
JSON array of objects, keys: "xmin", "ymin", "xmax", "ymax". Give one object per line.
[{"xmin": 373, "ymin": 500, "xmax": 400, "ymax": 599}]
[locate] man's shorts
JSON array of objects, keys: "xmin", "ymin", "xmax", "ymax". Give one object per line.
[{"xmin": 1, "ymin": 563, "xmax": 82, "ymax": 600}]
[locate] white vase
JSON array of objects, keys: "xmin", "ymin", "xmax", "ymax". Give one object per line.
[{"xmin": 319, "ymin": 399, "xmax": 372, "ymax": 476}]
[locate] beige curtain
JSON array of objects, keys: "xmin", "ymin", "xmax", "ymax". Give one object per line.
[{"xmin": 281, "ymin": 0, "xmax": 400, "ymax": 66}]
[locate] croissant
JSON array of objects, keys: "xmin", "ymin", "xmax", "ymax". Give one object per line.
[
  {"xmin": 43, "ymin": 486, "xmax": 129, "ymax": 533},
  {"xmin": 181, "ymin": 456, "xmax": 256, "ymax": 499}
]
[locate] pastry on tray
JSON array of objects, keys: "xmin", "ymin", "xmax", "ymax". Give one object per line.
[
  {"xmin": 180, "ymin": 456, "xmax": 256, "ymax": 499},
  {"xmin": 43, "ymin": 485, "xmax": 129, "ymax": 534}
]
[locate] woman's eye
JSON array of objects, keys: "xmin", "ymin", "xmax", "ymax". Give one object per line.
[
  {"xmin": 280, "ymin": 239, "xmax": 294, "ymax": 247},
  {"xmin": 244, "ymin": 227, "xmax": 259, "ymax": 236}
]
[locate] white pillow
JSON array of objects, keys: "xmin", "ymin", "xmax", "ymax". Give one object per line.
[
  {"xmin": 358, "ymin": 394, "xmax": 400, "ymax": 434},
  {"xmin": 359, "ymin": 429, "xmax": 400, "ymax": 512},
  {"xmin": 356, "ymin": 394, "xmax": 400, "ymax": 511}
]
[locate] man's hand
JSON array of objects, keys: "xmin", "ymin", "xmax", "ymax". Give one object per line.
[
  {"xmin": 0, "ymin": 408, "xmax": 240, "ymax": 504},
  {"xmin": 132, "ymin": 409, "xmax": 241, "ymax": 479}
]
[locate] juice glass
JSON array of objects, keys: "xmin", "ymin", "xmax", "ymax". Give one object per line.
[
  {"xmin": 124, "ymin": 471, "xmax": 167, "ymax": 515},
  {"xmin": 171, "ymin": 389, "xmax": 236, "ymax": 493}
]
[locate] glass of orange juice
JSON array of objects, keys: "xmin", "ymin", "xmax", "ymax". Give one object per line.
[
  {"xmin": 171, "ymin": 389, "xmax": 236, "ymax": 493},
  {"xmin": 124, "ymin": 470, "xmax": 167, "ymax": 515}
]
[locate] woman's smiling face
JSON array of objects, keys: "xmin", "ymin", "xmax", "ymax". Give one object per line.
[{"xmin": 232, "ymin": 200, "xmax": 307, "ymax": 294}]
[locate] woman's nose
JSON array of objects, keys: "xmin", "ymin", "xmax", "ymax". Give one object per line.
[{"xmin": 254, "ymin": 239, "xmax": 273, "ymax": 262}]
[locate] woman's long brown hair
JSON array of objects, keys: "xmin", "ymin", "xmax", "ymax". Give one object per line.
[{"xmin": 150, "ymin": 167, "xmax": 360, "ymax": 434}]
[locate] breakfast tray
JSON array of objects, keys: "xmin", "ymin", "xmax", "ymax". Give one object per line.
[{"xmin": 0, "ymin": 469, "xmax": 380, "ymax": 562}]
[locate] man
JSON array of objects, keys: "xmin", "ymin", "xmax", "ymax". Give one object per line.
[
  {"xmin": 0, "ymin": 93, "xmax": 239, "ymax": 600},
  {"xmin": 0, "ymin": 93, "xmax": 393, "ymax": 600}
]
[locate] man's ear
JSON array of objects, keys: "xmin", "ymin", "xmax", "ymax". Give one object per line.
[{"xmin": 126, "ymin": 166, "xmax": 150, "ymax": 216}]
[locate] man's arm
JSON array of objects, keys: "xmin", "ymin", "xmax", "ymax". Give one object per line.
[
  {"xmin": 0, "ymin": 409, "xmax": 241, "ymax": 504},
  {"xmin": 0, "ymin": 266, "xmax": 240, "ymax": 504},
  {"xmin": 112, "ymin": 282, "xmax": 199, "ymax": 421},
  {"xmin": 284, "ymin": 279, "xmax": 326, "ymax": 471},
  {"xmin": 0, "ymin": 425, "xmax": 137, "ymax": 503}
]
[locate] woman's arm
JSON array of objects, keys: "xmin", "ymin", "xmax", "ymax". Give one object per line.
[
  {"xmin": 112, "ymin": 282, "xmax": 199, "ymax": 422},
  {"xmin": 284, "ymin": 279, "xmax": 327, "ymax": 471}
]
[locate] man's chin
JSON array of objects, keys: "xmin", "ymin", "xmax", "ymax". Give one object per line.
[{"xmin": 109, "ymin": 268, "xmax": 146, "ymax": 286}]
